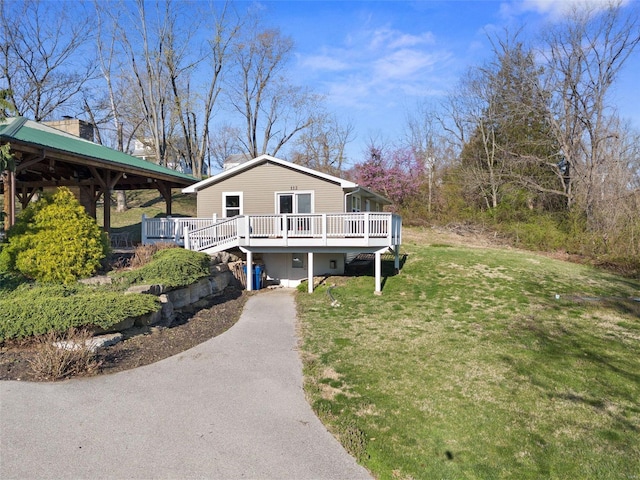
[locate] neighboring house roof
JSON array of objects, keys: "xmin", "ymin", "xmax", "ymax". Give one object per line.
[
  {"xmin": 0, "ymin": 116, "xmax": 195, "ymax": 184},
  {"xmin": 182, "ymin": 154, "xmax": 390, "ymax": 204},
  {"xmin": 223, "ymin": 153, "xmax": 252, "ymax": 170}
]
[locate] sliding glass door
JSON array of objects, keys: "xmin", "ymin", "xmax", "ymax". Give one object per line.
[{"xmin": 277, "ymin": 192, "xmax": 313, "ymax": 235}]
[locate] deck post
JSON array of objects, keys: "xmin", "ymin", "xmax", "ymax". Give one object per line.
[
  {"xmin": 322, "ymin": 214, "xmax": 327, "ymax": 243},
  {"xmin": 141, "ymin": 214, "xmax": 147, "ymax": 245},
  {"xmin": 246, "ymin": 250, "xmax": 253, "ymax": 291},
  {"xmin": 183, "ymin": 226, "xmax": 190, "ymax": 250},
  {"xmin": 364, "ymin": 212, "xmax": 370, "ymax": 242},
  {"xmin": 282, "ymin": 215, "xmax": 288, "ymax": 244},
  {"xmin": 244, "ymin": 215, "xmax": 251, "ymax": 244},
  {"xmin": 307, "ymin": 252, "xmax": 314, "ymax": 293},
  {"xmin": 394, "ymin": 246, "xmax": 400, "ymax": 273},
  {"xmin": 9, "ymin": 170, "xmax": 16, "ymax": 227},
  {"xmin": 375, "ymin": 250, "xmax": 382, "ymax": 295}
]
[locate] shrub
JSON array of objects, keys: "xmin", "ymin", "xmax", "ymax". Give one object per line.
[
  {"xmin": 504, "ymin": 215, "xmax": 568, "ymax": 251},
  {"xmin": 28, "ymin": 328, "xmax": 102, "ymax": 380},
  {"xmin": 113, "ymin": 247, "xmax": 210, "ymax": 288},
  {"xmin": 0, "ymin": 187, "xmax": 109, "ymax": 283},
  {"xmin": 0, "ymin": 270, "xmax": 28, "ymax": 293},
  {"xmin": 0, "ymin": 284, "xmax": 159, "ymax": 341}
]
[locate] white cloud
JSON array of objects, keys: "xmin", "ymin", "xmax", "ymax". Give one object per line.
[
  {"xmin": 299, "ymin": 54, "xmax": 349, "ymax": 72},
  {"xmin": 373, "ymin": 49, "xmax": 442, "ymax": 80},
  {"xmin": 502, "ymin": 0, "xmax": 632, "ymax": 20},
  {"xmin": 369, "ymin": 28, "xmax": 436, "ymax": 50},
  {"xmin": 292, "ymin": 19, "xmax": 455, "ymax": 121}
]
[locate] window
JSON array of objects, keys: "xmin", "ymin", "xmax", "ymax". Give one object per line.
[
  {"xmin": 279, "ymin": 194, "xmax": 293, "ymax": 214},
  {"xmin": 351, "ymin": 195, "xmax": 361, "ymax": 212},
  {"xmin": 292, "ymin": 254, "xmax": 304, "ymax": 268},
  {"xmin": 297, "ymin": 193, "xmax": 311, "ymax": 214},
  {"xmin": 223, "ymin": 192, "xmax": 242, "ymax": 217},
  {"xmin": 276, "ymin": 192, "xmax": 313, "ymax": 214}
]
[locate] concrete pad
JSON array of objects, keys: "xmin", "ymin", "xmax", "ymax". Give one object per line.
[{"xmin": 0, "ymin": 290, "xmax": 371, "ymax": 480}]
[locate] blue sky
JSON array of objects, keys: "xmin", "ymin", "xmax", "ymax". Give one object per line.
[{"xmin": 249, "ymin": 0, "xmax": 640, "ymax": 164}]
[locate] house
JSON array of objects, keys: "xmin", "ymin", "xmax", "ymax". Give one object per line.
[{"xmin": 142, "ymin": 154, "xmax": 402, "ymax": 294}]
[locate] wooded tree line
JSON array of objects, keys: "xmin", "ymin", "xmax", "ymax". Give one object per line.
[
  {"xmin": 1, "ymin": 1, "xmax": 639, "ymax": 266},
  {"xmin": 0, "ymin": 0, "xmax": 351, "ymax": 179},
  {"xmin": 353, "ymin": 2, "xmax": 640, "ymax": 268}
]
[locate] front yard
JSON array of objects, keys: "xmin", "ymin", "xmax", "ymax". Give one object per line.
[{"xmin": 297, "ymin": 227, "xmax": 640, "ymax": 479}]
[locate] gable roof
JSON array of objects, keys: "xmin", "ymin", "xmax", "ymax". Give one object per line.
[
  {"xmin": 183, "ymin": 154, "xmax": 358, "ymax": 193},
  {"xmin": 0, "ymin": 116, "xmax": 195, "ymax": 184}
]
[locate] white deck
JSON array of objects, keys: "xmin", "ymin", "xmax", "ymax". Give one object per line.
[{"xmin": 142, "ymin": 213, "xmax": 402, "ymax": 253}]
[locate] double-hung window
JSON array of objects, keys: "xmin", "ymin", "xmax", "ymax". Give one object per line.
[{"xmin": 223, "ymin": 192, "xmax": 242, "ymax": 217}]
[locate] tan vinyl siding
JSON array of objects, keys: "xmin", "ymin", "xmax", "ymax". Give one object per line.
[{"xmin": 196, "ymin": 161, "xmax": 345, "ymax": 217}]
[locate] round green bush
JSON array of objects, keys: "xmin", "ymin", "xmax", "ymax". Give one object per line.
[{"xmin": 0, "ymin": 187, "xmax": 109, "ymax": 283}]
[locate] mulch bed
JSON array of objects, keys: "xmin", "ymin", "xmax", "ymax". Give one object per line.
[{"xmin": 0, "ymin": 287, "xmax": 248, "ymax": 382}]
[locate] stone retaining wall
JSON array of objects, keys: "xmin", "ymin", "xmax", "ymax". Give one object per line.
[{"xmin": 98, "ymin": 265, "xmax": 236, "ymax": 334}]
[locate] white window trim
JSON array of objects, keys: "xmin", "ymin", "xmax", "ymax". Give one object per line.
[
  {"xmin": 274, "ymin": 191, "xmax": 315, "ymax": 214},
  {"xmin": 222, "ymin": 191, "xmax": 243, "ymax": 218}
]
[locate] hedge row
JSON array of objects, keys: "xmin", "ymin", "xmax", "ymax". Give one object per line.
[{"xmin": 0, "ymin": 284, "xmax": 159, "ymax": 341}]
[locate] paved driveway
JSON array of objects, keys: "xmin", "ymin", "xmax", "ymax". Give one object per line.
[{"xmin": 0, "ymin": 289, "xmax": 371, "ymax": 480}]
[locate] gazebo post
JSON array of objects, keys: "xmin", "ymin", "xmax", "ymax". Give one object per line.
[
  {"xmin": 156, "ymin": 181, "xmax": 172, "ymax": 216},
  {"xmin": 9, "ymin": 170, "xmax": 15, "ymax": 227}
]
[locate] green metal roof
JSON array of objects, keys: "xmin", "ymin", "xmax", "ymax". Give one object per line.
[{"xmin": 0, "ymin": 116, "xmax": 195, "ymax": 183}]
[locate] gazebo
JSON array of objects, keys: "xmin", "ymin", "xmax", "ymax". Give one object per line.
[{"xmin": 0, "ymin": 117, "xmax": 195, "ymax": 233}]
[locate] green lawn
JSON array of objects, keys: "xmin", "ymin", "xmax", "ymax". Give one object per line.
[
  {"xmin": 297, "ymin": 227, "xmax": 640, "ymax": 479},
  {"xmin": 97, "ymin": 189, "xmax": 197, "ymax": 243}
]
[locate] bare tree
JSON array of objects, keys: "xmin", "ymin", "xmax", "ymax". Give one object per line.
[
  {"xmin": 291, "ymin": 112, "xmax": 354, "ymax": 175},
  {"xmin": 227, "ymin": 27, "xmax": 317, "ymax": 158},
  {"xmin": 539, "ymin": 1, "xmax": 640, "ymax": 215},
  {"xmin": 99, "ymin": 1, "xmax": 241, "ymax": 178},
  {"xmin": 209, "ymin": 124, "xmax": 243, "ymax": 171},
  {"xmin": 0, "ymin": 0, "xmax": 96, "ymax": 121},
  {"xmin": 405, "ymin": 103, "xmax": 449, "ymax": 214},
  {"xmin": 107, "ymin": 0, "xmax": 174, "ymax": 168},
  {"xmin": 452, "ymin": 66, "xmax": 506, "ymax": 210},
  {"xmin": 165, "ymin": 2, "xmax": 241, "ymax": 178}
]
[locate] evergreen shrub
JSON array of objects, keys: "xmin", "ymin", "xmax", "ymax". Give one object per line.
[
  {"xmin": 113, "ymin": 247, "xmax": 210, "ymax": 288},
  {"xmin": 0, "ymin": 283, "xmax": 159, "ymax": 341},
  {"xmin": 0, "ymin": 187, "xmax": 109, "ymax": 283}
]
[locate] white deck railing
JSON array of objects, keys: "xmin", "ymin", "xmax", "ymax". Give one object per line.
[
  {"xmin": 141, "ymin": 214, "xmax": 217, "ymax": 245},
  {"xmin": 142, "ymin": 212, "xmax": 402, "ymax": 252}
]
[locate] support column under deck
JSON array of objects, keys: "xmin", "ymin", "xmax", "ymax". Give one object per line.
[
  {"xmin": 246, "ymin": 250, "xmax": 253, "ymax": 291},
  {"xmin": 394, "ymin": 246, "xmax": 400, "ymax": 273},
  {"xmin": 375, "ymin": 250, "xmax": 382, "ymax": 295},
  {"xmin": 307, "ymin": 252, "xmax": 314, "ymax": 293}
]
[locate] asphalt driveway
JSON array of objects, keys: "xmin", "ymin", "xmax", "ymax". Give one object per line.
[{"xmin": 0, "ymin": 289, "xmax": 371, "ymax": 480}]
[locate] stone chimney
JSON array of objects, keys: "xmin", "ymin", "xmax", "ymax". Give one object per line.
[{"xmin": 43, "ymin": 116, "xmax": 95, "ymax": 142}]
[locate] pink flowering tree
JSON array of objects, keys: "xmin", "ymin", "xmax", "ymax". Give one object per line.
[{"xmin": 354, "ymin": 146, "xmax": 425, "ymax": 209}]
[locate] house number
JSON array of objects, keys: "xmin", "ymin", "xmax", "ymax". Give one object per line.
[{"xmin": 290, "ymin": 186, "xmax": 298, "ymax": 190}]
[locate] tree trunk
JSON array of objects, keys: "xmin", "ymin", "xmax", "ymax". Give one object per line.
[{"xmin": 115, "ymin": 190, "xmax": 128, "ymax": 213}]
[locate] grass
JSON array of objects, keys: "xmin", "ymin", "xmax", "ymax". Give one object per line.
[
  {"xmin": 3, "ymin": 189, "xmax": 196, "ymax": 245},
  {"xmin": 97, "ymin": 189, "xmax": 197, "ymax": 243},
  {"xmin": 297, "ymin": 227, "xmax": 640, "ymax": 479}
]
